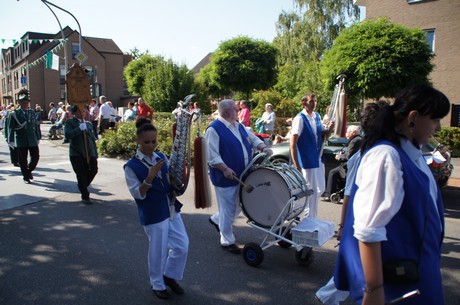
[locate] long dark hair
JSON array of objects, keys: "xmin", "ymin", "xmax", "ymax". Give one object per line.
[{"xmin": 361, "ymin": 84, "xmax": 450, "ymax": 152}]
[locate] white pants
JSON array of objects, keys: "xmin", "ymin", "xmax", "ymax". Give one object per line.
[
  {"xmin": 316, "ymin": 277, "xmax": 349, "ymax": 305},
  {"xmin": 211, "ymin": 185, "xmax": 241, "ymax": 246},
  {"xmin": 143, "ymin": 212, "xmax": 189, "ymax": 290},
  {"xmin": 302, "ymin": 161, "xmax": 325, "ymax": 218}
]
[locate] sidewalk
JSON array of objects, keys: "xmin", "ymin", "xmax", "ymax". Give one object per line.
[{"xmin": 448, "ymin": 157, "xmax": 460, "ymax": 187}]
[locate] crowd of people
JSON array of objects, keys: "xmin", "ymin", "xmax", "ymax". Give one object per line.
[{"xmin": 2, "ymin": 84, "xmax": 451, "ymax": 304}]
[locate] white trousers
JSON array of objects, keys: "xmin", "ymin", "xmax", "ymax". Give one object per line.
[
  {"xmin": 316, "ymin": 277, "xmax": 349, "ymax": 305},
  {"xmin": 143, "ymin": 212, "xmax": 189, "ymax": 290},
  {"xmin": 211, "ymin": 185, "xmax": 241, "ymax": 246},
  {"xmin": 302, "ymin": 161, "xmax": 325, "ymax": 218}
]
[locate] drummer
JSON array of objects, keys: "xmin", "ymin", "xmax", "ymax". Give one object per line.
[{"xmin": 205, "ymin": 99, "xmax": 273, "ymax": 254}]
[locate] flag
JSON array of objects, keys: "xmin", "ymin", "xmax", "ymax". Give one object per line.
[{"xmin": 46, "ymin": 52, "xmax": 59, "ymax": 70}]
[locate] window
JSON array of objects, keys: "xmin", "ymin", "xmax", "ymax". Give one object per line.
[
  {"xmin": 71, "ymin": 42, "xmax": 80, "ymax": 59},
  {"xmin": 425, "ymin": 29, "xmax": 435, "ymax": 53}
]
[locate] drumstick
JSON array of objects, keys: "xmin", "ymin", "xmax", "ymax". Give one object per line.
[{"xmin": 233, "ymin": 175, "xmax": 254, "ymax": 193}]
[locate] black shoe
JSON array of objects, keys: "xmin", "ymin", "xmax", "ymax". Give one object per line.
[
  {"xmin": 23, "ymin": 178, "xmax": 31, "ymax": 184},
  {"xmin": 81, "ymin": 197, "xmax": 92, "ymax": 205},
  {"xmin": 209, "ymin": 218, "xmax": 220, "ymax": 233},
  {"xmin": 152, "ymin": 289, "xmax": 170, "ymax": 300},
  {"xmin": 13, "ymin": 163, "xmax": 20, "ymax": 167},
  {"xmin": 222, "ymin": 244, "xmax": 241, "ymax": 254},
  {"xmin": 164, "ymin": 276, "xmax": 184, "ymax": 295},
  {"xmin": 29, "ymin": 172, "xmax": 33, "ymax": 180}
]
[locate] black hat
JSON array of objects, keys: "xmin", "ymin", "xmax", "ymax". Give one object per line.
[{"xmin": 18, "ymin": 89, "xmax": 30, "ymax": 101}]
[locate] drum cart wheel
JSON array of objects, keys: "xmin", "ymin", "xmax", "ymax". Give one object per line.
[
  {"xmin": 243, "ymin": 243, "xmax": 264, "ymax": 267},
  {"xmin": 295, "ymin": 247, "xmax": 314, "ymax": 266},
  {"xmin": 277, "ymin": 227, "xmax": 293, "ymax": 249},
  {"xmin": 330, "ymin": 193, "xmax": 341, "ymax": 204}
]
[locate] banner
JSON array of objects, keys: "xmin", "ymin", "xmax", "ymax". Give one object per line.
[{"xmin": 45, "ymin": 52, "xmax": 60, "ymax": 71}]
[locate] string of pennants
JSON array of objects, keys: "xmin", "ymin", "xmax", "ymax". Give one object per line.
[
  {"xmin": 2, "ymin": 39, "xmax": 68, "ymax": 74},
  {"xmin": 25, "ymin": 39, "xmax": 67, "ymax": 70},
  {"xmin": 0, "ymin": 38, "xmax": 67, "ymax": 46}
]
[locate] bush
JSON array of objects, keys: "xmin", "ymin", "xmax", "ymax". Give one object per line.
[
  {"xmin": 97, "ymin": 113, "xmax": 208, "ymax": 160},
  {"xmin": 436, "ymin": 127, "xmax": 460, "ymax": 157}
]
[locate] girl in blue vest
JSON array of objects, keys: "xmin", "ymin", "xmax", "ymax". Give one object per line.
[
  {"xmin": 334, "ymin": 84, "xmax": 450, "ymax": 305},
  {"xmin": 124, "ymin": 118, "xmax": 189, "ymax": 300}
]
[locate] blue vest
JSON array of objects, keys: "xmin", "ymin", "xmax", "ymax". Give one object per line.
[
  {"xmin": 124, "ymin": 152, "xmax": 171, "ymax": 225},
  {"xmin": 334, "ymin": 140, "xmax": 445, "ymax": 305},
  {"xmin": 296, "ymin": 112, "xmax": 322, "ymax": 169},
  {"xmin": 208, "ymin": 120, "xmax": 252, "ymax": 187}
]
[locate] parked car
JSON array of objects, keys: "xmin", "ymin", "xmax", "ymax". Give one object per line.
[{"xmin": 269, "ymin": 136, "xmax": 453, "ymax": 188}]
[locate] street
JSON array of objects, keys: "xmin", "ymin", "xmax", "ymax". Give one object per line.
[{"xmin": 1, "ymin": 126, "xmax": 460, "ymax": 305}]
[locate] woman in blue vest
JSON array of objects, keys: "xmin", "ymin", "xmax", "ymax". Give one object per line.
[
  {"xmin": 124, "ymin": 118, "xmax": 189, "ymax": 300},
  {"xmin": 334, "ymin": 84, "xmax": 450, "ymax": 305}
]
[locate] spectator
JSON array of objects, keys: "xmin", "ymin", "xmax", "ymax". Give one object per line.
[
  {"xmin": 124, "ymin": 101, "xmax": 137, "ymax": 122},
  {"xmin": 238, "ymin": 100, "xmax": 251, "ymax": 127},
  {"xmin": 137, "ymin": 97, "xmax": 154, "ymax": 120},
  {"xmin": 260, "ymin": 103, "xmax": 276, "ymax": 134},
  {"xmin": 98, "ymin": 95, "xmax": 111, "ymax": 134}
]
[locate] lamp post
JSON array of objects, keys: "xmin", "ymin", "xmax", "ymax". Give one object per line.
[{"xmin": 39, "ymin": 0, "xmax": 83, "ymax": 103}]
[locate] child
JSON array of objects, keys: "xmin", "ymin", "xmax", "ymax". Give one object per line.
[{"xmin": 124, "ymin": 118, "xmax": 189, "ymax": 300}]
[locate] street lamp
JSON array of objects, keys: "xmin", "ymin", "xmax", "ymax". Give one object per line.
[{"xmin": 40, "ymin": 0, "xmax": 83, "ymax": 104}]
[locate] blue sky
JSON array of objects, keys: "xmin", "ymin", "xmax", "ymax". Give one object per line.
[{"xmin": 1, "ymin": 0, "xmax": 299, "ymax": 68}]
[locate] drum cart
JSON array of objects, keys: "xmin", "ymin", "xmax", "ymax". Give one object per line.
[{"xmin": 238, "ymin": 154, "xmax": 323, "ymax": 267}]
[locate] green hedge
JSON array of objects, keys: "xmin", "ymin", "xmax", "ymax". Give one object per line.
[
  {"xmin": 97, "ymin": 113, "xmax": 208, "ymax": 160},
  {"xmin": 436, "ymin": 127, "xmax": 460, "ymax": 157}
]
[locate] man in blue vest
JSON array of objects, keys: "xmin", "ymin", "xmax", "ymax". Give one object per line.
[
  {"xmin": 205, "ymin": 99, "xmax": 272, "ymax": 254},
  {"xmin": 290, "ymin": 93, "xmax": 334, "ymax": 218}
]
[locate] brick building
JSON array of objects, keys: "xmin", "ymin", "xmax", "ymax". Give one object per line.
[
  {"xmin": 1, "ymin": 26, "xmax": 132, "ymax": 113},
  {"xmin": 354, "ymin": 0, "xmax": 460, "ymax": 126}
]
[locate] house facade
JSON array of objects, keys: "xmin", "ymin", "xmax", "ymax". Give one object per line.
[
  {"xmin": 1, "ymin": 27, "xmax": 131, "ymax": 114},
  {"xmin": 354, "ymin": 0, "xmax": 460, "ymax": 127}
]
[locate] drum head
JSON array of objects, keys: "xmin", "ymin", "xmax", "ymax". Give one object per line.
[{"xmin": 240, "ymin": 168, "xmax": 301, "ymax": 228}]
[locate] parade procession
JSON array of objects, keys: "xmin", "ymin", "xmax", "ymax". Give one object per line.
[{"xmin": 2, "ymin": 1, "xmax": 460, "ymax": 305}]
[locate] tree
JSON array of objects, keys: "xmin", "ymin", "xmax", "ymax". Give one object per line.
[
  {"xmin": 209, "ymin": 37, "xmax": 278, "ymax": 99},
  {"xmin": 321, "ymin": 18, "xmax": 434, "ymax": 103},
  {"xmin": 272, "ymin": 0, "xmax": 359, "ymax": 113},
  {"xmin": 123, "ymin": 54, "xmax": 162, "ymax": 97},
  {"xmin": 124, "ymin": 54, "xmax": 200, "ymax": 112}
]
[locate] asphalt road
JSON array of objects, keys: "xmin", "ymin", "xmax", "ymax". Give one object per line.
[{"xmin": 1, "ymin": 127, "xmax": 459, "ymax": 305}]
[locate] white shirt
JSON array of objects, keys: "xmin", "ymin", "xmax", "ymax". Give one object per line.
[
  {"xmin": 124, "ymin": 149, "xmax": 166, "ymax": 200},
  {"xmin": 205, "ymin": 117, "xmax": 262, "ymax": 167},
  {"xmin": 99, "ymin": 103, "xmax": 112, "ymax": 119},
  {"xmin": 291, "ymin": 109, "xmax": 321, "ymax": 140},
  {"xmin": 261, "ymin": 111, "xmax": 276, "ymax": 131},
  {"xmin": 353, "ymin": 139, "xmax": 439, "ymax": 243}
]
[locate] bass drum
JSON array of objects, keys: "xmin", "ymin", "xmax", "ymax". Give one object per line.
[{"xmin": 239, "ymin": 165, "xmax": 308, "ymax": 228}]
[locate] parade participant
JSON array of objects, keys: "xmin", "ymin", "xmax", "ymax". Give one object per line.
[
  {"xmin": 7, "ymin": 89, "xmax": 40, "ymax": 183},
  {"xmin": 206, "ymin": 99, "xmax": 272, "ymax": 254},
  {"xmin": 290, "ymin": 93, "xmax": 334, "ymax": 218},
  {"xmin": 3, "ymin": 104, "xmax": 19, "ymax": 167},
  {"xmin": 315, "ymin": 101, "xmax": 386, "ymax": 305},
  {"xmin": 64, "ymin": 105, "xmax": 98, "ymax": 204},
  {"xmin": 137, "ymin": 97, "xmax": 154, "ymax": 120},
  {"xmin": 335, "ymin": 84, "xmax": 450, "ymax": 305},
  {"xmin": 124, "ymin": 118, "xmax": 189, "ymax": 300}
]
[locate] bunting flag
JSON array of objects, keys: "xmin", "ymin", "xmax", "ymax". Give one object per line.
[
  {"xmin": 0, "ymin": 38, "xmax": 66, "ymax": 45},
  {"xmin": 46, "ymin": 52, "xmax": 59, "ymax": 70}
]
